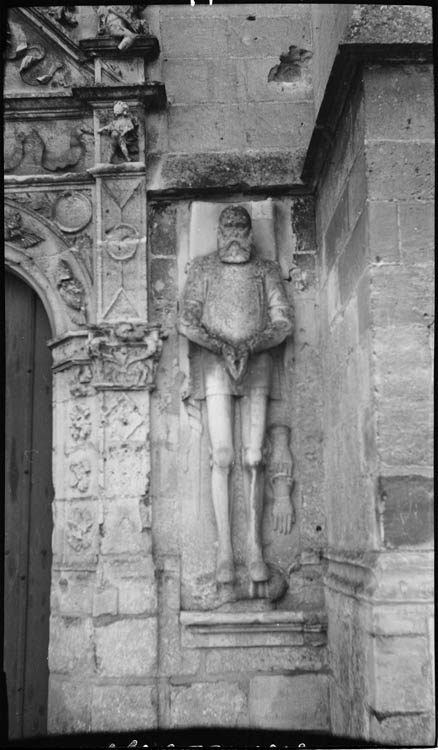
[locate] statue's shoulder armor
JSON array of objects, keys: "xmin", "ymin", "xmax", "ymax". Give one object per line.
[
  {"xmin": 185, "ymin": 252, "xmax": 219, "ymax": 276},
  {"xmin": 252, "ymin": 256, "xmax": 282, "ymax": 278}
]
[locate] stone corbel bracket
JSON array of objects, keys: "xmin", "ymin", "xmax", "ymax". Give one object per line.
[{"xmin": 87, "ymin": 322, "xmax": 165, "ymax": 391}]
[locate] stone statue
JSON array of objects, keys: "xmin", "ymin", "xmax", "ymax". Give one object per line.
[
  {"xmin": 98, "ymin": 101, "xmax": 138, "ymax": 162},
  {"xmin": 96, "ymin": 5, "xmax": 148, "ymax": 51},
  {"xmin": 178, "ymin": 206, "xmax": 293, "ymax": 585}
]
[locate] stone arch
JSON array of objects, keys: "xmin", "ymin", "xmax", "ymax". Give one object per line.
[{"xmin": 4, "ymin": 200, "xmax": 93, "ymax": 338}]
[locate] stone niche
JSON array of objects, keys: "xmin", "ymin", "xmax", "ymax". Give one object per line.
[{"xmin": 150, "ymin": 197, "xmax": 329, "ymax": 730}]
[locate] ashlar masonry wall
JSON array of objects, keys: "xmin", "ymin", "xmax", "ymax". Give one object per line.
[{"xmin": 316, "ymin": 56, "xmax": 434, "ymax": 745}]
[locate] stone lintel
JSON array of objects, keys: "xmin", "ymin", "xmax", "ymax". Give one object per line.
[
  {"xmin": 302, "ymin": 42, "xmax": 433, "ymax": 189},
  {"xmin": 146, "ymin": 150, "xmax": 309, "ymax": 196},
  {"xmin": 79, "ymin": 36, "xmax": 160, "ymax": 61},
  {"xmin": 180, "ymin": 610, "xmax": 327, "ymax": 649},
  {"xmin": 72, "ymin": 83, "xmax": 166, "ymax": 111}
]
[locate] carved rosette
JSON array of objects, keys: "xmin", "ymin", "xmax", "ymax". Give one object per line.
[{"xmin": 87, "ymin": 323, "xmax": 164, "ymax": 390}]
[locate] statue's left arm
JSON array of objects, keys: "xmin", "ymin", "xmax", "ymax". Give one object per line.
[{"xmin": 247, "ymin": 261, "xmax": 294, "ymax": 354}]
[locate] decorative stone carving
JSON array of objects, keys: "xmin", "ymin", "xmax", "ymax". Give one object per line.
[
  {"xmin": 7, "ymin": 21, "xmax": 65, "ymax": 86},
  {"xmin": 266, "ymin": 425, "xmax": 295, "ymax": 535},
  {"xmin": 98, "ymin": 102, "xmax": 139, "ymax": 163},
  {"xmin": 66, "ymin": 508, "xmax": 93, "ymax": 551},
  {"xmin": 45, "ymin": 6, "xmax": 78, "ymax": 28},
  {"xmin": 69, "ymin": 457, "xmax": 91, "ymax": 493},
  {"xmin": 4, "ymin": 127, "xmax": 91, "ymax": 175},
  {"xmin": 69, "ymin": 404, "xmax": 92, "ymax": 442},
  {"xmin": 56, "ymin": 260, "xmax": 87, "ymax": 324},
  {"xmin": 4, "ymin": 131, "xmax": 26, "ymax": 172},
  {"xmin": 52, "ymin": 191, "xmax": 93, "ymax": 232},
  {"xmin": 88, "ymin": 324, "xmax": 164, "ymax": 390},
  {"xmin": 69, "ymin": 365, "xmax": 93, "ymax": 398},
  {"xmin": 4, "ymin": 208, "xmax": 43, "ymax": 248},
  {"xmin": 102, "ymin": 393, "xmax": 145, "ymax": 442},
  {"xmin": 43, "ymin": 127, "xmax": 92, "ymax": 173},
  {"xmin": 96, "ymin": 5, "xmax": 149, "ymax": 51},
  {"xmin": 178, "ymin": 205, "xmax": 294, "ymax": 585}
]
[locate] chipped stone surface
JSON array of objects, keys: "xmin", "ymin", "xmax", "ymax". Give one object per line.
[
  {"xmin": 249, "ymin": 674, "xmax": 329, "ymax": 729},
  {"xmin": 91, "ymin": 685, "xmax": 157, "ymax": 731}
]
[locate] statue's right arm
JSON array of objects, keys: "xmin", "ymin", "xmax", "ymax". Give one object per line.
[{"xmin": 177, "ymin": 260, "xmax": 224, "ymax": 355}]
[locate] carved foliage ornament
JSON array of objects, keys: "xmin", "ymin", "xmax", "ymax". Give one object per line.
[
  {"xmin": 88, "ymin": 323, "xmax": 164, "ymax": 390},
  {"xmin": 56, "ymin": 259, "xmax": 87, "ymax": 325}
]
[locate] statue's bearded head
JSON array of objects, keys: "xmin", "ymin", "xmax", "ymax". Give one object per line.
[{"xmin": 217, "ymin": 205, "xmax": 254, "ymax": 264}]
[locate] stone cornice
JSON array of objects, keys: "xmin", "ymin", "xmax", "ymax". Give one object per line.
[
  {"xmin": 79, "ymin": 36, "xmax": 159, "ymax": 61},
  {"xmin": 301, "ymin": 42, "xmax": 433, "ymax": 190},
  {"xmin": 72, "ymin": 83, "xmax": 167, "ymax": 111}
]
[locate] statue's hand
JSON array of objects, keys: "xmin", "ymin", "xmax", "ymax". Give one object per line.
[
  {"xmin": 272, "ymin": 496, "xmax": 295, "ymax": 535},
  {"xmin": 222, "ymin": 343, "xmax": 249, "ymax": 384}
]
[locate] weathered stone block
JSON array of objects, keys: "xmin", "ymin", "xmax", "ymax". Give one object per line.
[
  {"xmin": 48, "ymin": 676, "xmax": 91, "ymax": 734},
  {"xmin": 325, "ymin": 187, "xmax": 349, "ymax": 269},
  {"xmin": 91, "ymin": 685, "xmax": 157, "ymax": 731},
  {"xmin": 245, "ymin": 101, "xmax": 314, "ymax": 150},
  {"xmin": 372, "ymin": 634, "xmax": 431, "ymax": 712},
  {"xmin": 94, "ymin": 618, "xmax": 157, "ymax": 677},
  {"xmin": 206, "ymin": 645, "xmax": 327, "ymax": 674},
  {"xmin": 149, "ymin": 257, "xmax": 177, "ymax": 315},
  {"xmin": 147, "ymin": 150, "xmax": 305, "ymax": 192},
  {"xmin": 338, "ymin": 209, "xmax": 368, "ymax": 305},
  {"xmin": 367, "ymin": 201, "xmax": 399, "ymax": 262},
  {"xmin": 104, "ymin": 444, "xmax": 149, "ymax": 498},
  {"xmin": 366, "ymin": 142, "xmax": 434, "ymax": 200},
  {"xmin": 163, "ymin": 58, "xmax": 238, "ymax": 105},
  {"xmin": 378, "ymin": 475, "xmax": 434, "ymax": 547},
  {"xmin": 168, "ymin": 104, "xmax": 244, "ymax": 152},
  {"xmin": 169, "ymin": 681, "xmax": 247, "ymax": 727},
  {"xmin": 370, "ymin": 265, "xmax": 433, "ymax": 327},
  {"xmin": 245, "ymin": 57, "xmax": 313, "ymax": 103},
  {"xmin": 399, "ymin": 201, "xmax": 434, "ymax": 264},
  {"xmin": 364, "ymin": 65, "xmax": 434, "ymax": 140},
  {"xmin": 369, "ymin": 711, "xmax": 435, "ymax": 748},
  {"xmin": 161, "ymin": 17, "xmax": 228, "ymax": 58},
  {"xmin": 374, "ymin": 326, "xmax": 432, "ymax": 404},
  {"xmin": 227, "ymin": 16, "xmax": 312, "ymax": 57},
  {"xmin": 92, "ymin": 585, "xmax": 118, "ymax": 617},
  {"xmin": 49, "ymin": 616, "xmax": 95, "ymax": 675},
  {"xmin": 249, "ymin": 674, "xmax": 329, "ymax": 729},
  {"xmin": 348, "ymin": 151, "xmax": 367, "ymax": 229},
  {"xmin": 148, "ymin": 202, "xmax": 177, "ymax": 256},
  {"xmin": 101, "ymin": 497, "xmax": 149, "ymax": 556},
  {"xmin": 377, "ymin": 401, "xmax": 433, "ymax": 467},
  {"xmin": 51, "ymin": 571, "xmax": 95, "ymax": 616}
]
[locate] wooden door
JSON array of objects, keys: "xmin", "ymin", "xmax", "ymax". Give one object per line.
[{"xmin": 4, "ymin": 271, "xmax": 53, "ymax": 739}]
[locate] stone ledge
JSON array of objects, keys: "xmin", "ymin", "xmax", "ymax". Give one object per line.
[
  {"xmin": 180, "ymin": 610, "xmax": 327, "ymax": 649},
  {"xmin": 72, "ymin": 83, "xmax": 166, "ymax": 111},
  {"xmin": 79, "ymin": 36, "xmax": 160, "ymax": 60}
]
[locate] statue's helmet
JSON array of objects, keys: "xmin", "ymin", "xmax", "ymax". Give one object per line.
[{"xmin": 218, "ymin": 205, "xmax": 251, "ymax": 231}]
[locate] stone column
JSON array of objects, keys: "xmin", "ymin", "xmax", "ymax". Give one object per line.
[{"xmin": 48, "ymin": 34, "xmax": 166, "ymax": 732}]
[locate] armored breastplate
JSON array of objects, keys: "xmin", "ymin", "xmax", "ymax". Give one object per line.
[{"xmin": 202, "ymin": 260, "xmax": 266, "ymax": 345}]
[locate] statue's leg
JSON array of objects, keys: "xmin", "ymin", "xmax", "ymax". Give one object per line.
[
  {"xmin": 241, "ymin": 391, "xmax": 269, "ymax": 582},
  {"xmin": 206, "ymin": 394, "xmax": 235, "ymax": 583}
]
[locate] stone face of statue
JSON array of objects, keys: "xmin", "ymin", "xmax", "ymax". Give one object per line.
[{"xmin": 217, "ymin": 205, "xmax": 253, "ymax": 264}]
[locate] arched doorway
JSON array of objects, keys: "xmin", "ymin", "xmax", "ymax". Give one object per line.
[{"xmin": 4, "ymin": 271, "xmax": 53, "ymax": 739}]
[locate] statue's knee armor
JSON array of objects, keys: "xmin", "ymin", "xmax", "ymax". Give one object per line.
[
  {"xmin": 243, "ymin": 447, "xmax": 263, "ymax": 469},
  {"xmin": 212, "ymin": 444, "xmax": 234, "ymax": 470}
]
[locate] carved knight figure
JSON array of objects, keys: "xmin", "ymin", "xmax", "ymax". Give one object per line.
[
  {"xmin": 178, "ymin": 205, "xmax": 294, "ymax": 585},
  {"xmin": 98, "ymin": 101, "xmax": 138, "ymax": 163}
]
